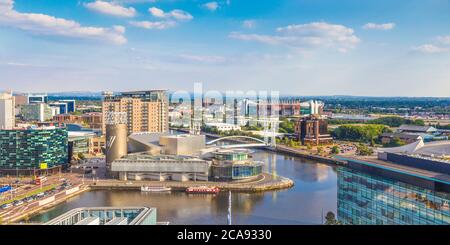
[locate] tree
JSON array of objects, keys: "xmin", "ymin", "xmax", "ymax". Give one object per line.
[
  {"xmin": 331, "ymin": 124, "xmax": 390, "ymax": 143},
  {"xmin": 356, "ymin": 144, "xmax": 374, "ymax": 156},
  {"xmin": 325, "ymin": 211, "xmax": 339, "ymax": 225},
  {"xmin": 317, "ymin": 146, "xmax": 323, "ymax": 154},
  {"xmin": 331, "ymin": 145, "xmax": 340, "ymax": 154},
  {"xmin": 383, "ymin": 137, "xmax": 406, "ymax": 147},
  {"xmin": 278, "ymin": 118, "xmax": 295, "ymax": 134},
  {"xmin": 77, "ymin": 152, "xmax": 86, "ymax": 160}
]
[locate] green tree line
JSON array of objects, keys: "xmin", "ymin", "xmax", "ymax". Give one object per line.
[{"xmin": 331, "ymin": 124, "xmax": 391, "ymax": 144}]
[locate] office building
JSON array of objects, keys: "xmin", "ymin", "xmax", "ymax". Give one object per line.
[
  {"xmin": 294, "ymin": 115, "xmax": 333, "ymax": 145},
  {"xmin": 53, "ymin": 114, "xmax": 83, "ymax": 124},
  {"xmin": 209, "ymin": 149, "xmax": 263, "ymax": 181},
  {"xmin": 59, "ymin": 100, "xmax": 76, "ymax": 113},
  {"xmin": 82, "ymin": 112, "xmax": 102, "ymax": 129},
  {"xmin": 49, "ymin": 102, "xmax": 68, "ymax": 114},
  {"xmin": 13, "ymin": 94, "xmax": 27, "ymax": 107},
  {"xmin": 0, "ymin": 126, "xmax": 68, "ymax": 175},
  {"xmin": 21, "ymin": 103, "xmax": 54, "ymax": 122},
  {"xmin": 337, "ymin": 167, "xmax": 450, "ymax": 225},
  {"xmin": 102, "ymin": 90, "xmax": 169, "ymax": 135},
  {"xmin": 27, "ymin": 93, "xmax": 48, "ymax": 104},
  {"xmin": 0, "ymin": 92, "xmax": 15, "ymax": 129}
]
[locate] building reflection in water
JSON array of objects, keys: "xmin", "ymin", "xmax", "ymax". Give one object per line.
[{"xmin": 337, "ymin": 167, "xmax": 450, "ymax": 225}]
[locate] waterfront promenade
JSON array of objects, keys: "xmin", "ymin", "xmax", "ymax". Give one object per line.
[{"xmin": 91, "ymin": 173, "xmax": 294, "ymax": 192}]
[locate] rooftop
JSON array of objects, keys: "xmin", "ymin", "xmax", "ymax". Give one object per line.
[
  {"xmin": 45, "ymin": 206, "xmax": 161, "ymax": 225},
  {"xmin": 116, "ymin": 152, "xmax": 205, "ymax": 162},
  {"xmin": 379, "ymin": 139, "xmax": 450, "ymax": 159},
  {"xmin": 398, "ymin": 124, "xmax": 437, "ymax": 132}
]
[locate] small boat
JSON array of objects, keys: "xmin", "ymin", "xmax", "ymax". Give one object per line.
[
  {"xmin": 140, "ymin": 186, "xmax": 171, "ymax": 192},
  {"xmin": 186, "ymin": 186, "xmax": 220, "ymax": 194}
]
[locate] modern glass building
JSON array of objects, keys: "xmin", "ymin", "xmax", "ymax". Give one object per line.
[
  {"xmin": 211, "ymin": 149, "xmax": 263, "ymax": 181},
  {"xmin": 337, "ymin": 167, "xmax": 450, "ymax": 225},
  {"xmin": 0, "ymin": 127, "xmax": 68, "ymax": 174},
  {"xmin": 59, "ymin": 100, "xmax": 76, "ymax": 113},
  {"xmin": 28, "ymin": 93, "xmax": 48, "ymax": 104}
]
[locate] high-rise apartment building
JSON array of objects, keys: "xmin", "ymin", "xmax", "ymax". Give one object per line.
[
  {"xmin": 0, "ymin": 92, "xmax": 15, "ymax": 129},
  {"xmin": 102, "ymin": 90, "xmax": 169, "ymax": 135}
]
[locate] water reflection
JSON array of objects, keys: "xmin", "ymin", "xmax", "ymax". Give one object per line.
[
  {"xmin": 30, "ymin": 150, "xmax": 338, "ymax": 225},
  {"xmin": 337, "ymin": 167, "xmax": 450, "ymax": 225}
]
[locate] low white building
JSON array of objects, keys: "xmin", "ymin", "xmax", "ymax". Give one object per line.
[
  {"xmin": 111, "ymin": 153, "xmax": 211, "ymax": 182},
  {"xmin": 205, "ymin": 123, "xmax": 241, "ymax": 132}
]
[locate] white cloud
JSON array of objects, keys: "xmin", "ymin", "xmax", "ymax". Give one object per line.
[
  {"xmin": 0, "ymin": 0, "xmax": 127, "ymax": 44},
  {"xmin": 413, "ymin": 44, "xmax": 447, "ymax": 54},
  {"xmin": 242, "ymin": 20, "xmax": 256, "ymax": 29},
  {"xmin": 436, "ymin": 36, "xmax": 450, "ymax": 45},
  {"xmin": 84, "ymin": 1, "xmax": 136, "ymax": 17},
  {"xmin": 148, "ymin": 7, "xmax": 193, "ymax": 21},
  {"xmin": 203, "ymin": 2, "xmax": 219, "ymax": 11},
  {"xmin": 149, "ymin": 7, "xmax": 166, "ymax": 18},
  {"xmin": 179, "ymin": 54, "xmax": 226, "ymax": 63},
  {"xmin": 413, "ymin": 35, "xmax": 450, "ymax": 54},
  {"xmin": 170, "ymin": 9, "xmax": 193, "ymax": 21},
  {"xmin": 363, "ymin": 22, "xmax": 395, "ymax": 30},
  {"xmin": 129, "ymin": 20, "xmax": 176, "ymax": 30},
  {"xmin": 230, "ymin": 22, "xmax": 360, "ymax": 52}
]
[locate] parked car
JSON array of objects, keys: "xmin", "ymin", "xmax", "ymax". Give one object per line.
[
  {"xmin": 13, "ymin": 200, "xmax": 23, "ymax": 206},
  {"xmin": 1, "ymin": 203, "xmax": 12, "ymax": 209}
]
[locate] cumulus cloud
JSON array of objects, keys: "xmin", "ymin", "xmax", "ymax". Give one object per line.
[
  {"xmin": 84, "ymin": 1, "xmax": 136, "ymax": 17},
  {"xmin": 179, "ymin": 54, "xmax": 226, "ymax": 64},
  {"xmin": 148, "ymin": 7, "xmax": 193, "ymax": 21},
  {"xmin": 230, "ymin": 22, "xmax": 360, "ymax": 52},
  {"xmin": 129, "ymin": 20, "xmax": 176, "ymax": 30},
  {"xmin": 363, "ymin": 22, "xmax": 395, "ymax": 30},
  {"xmin": 242, "ymin": 20, "xmax": 256, "ymax": 29},
  {"xmin": 203, "ymin": 2, "xmax": 219, "ymax": 11},
  {"xmin": 413, "ymin": 44, "xmax": 446, "ymax": 54},
  {"xmin": 0, "ymin": 0, "xmax": 127, "ymax": 44},
  {"xmin": 413, "ymin": 35, "xmax": 450, "ymax": 54}
]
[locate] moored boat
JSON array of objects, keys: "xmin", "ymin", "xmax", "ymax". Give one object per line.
[
  {"xmin": 186, "ymin": 186, "xmax": 220, "ymax": 194},
  {"xmin": 141, "ymin": 186, "xmax": 171, "ymax": 192}
]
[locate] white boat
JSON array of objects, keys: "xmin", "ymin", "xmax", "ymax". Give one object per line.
[{"xmin": 140, "ymin": 186, "xmax": 171, "ymax": 192}]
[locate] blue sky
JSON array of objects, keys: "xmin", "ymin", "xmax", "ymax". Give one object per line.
[{"xmin": 0, "ymin": 0, "xmax": 450, "ymax": 96}]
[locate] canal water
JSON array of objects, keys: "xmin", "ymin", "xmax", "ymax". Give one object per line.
[
  {"xmin": 30, "ymin": 137, "xmax": 450, "ymax": 224},
  {"xmin": 30, "ymin": 150, "xmax": 338, "ymax": 224}
]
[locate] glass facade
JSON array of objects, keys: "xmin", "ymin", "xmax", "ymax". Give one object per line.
[
  {"xmin": 214, "ymin": 152, "xmax": 248, "ymax": 161},
  {"xmin": 337, "ymin": 167, "xmax": 450, "ymax": 225},
  {"xmin": 232, "ymin": 165, "xmax": 263, "ymax": 179},
  {"xmin": 69, "ymin": 136, "xmax": 90, "ymax": 155},
  {"xmin": 0, "ymin": 128, "xmax": 68, "ymax": 170},
  {"xmin": 211, "ymin": 163, "xmax": 263, "ymax": 180}
]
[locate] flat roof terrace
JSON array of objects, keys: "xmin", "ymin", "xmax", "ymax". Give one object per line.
[{"xmin": 337, "ymin": 156, "xmax": 450, "ymax": 189}]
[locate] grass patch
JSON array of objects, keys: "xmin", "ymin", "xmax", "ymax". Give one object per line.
[{"xmin": 1, "ymin": 184, "xmax": 58, "ymax": 206}]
